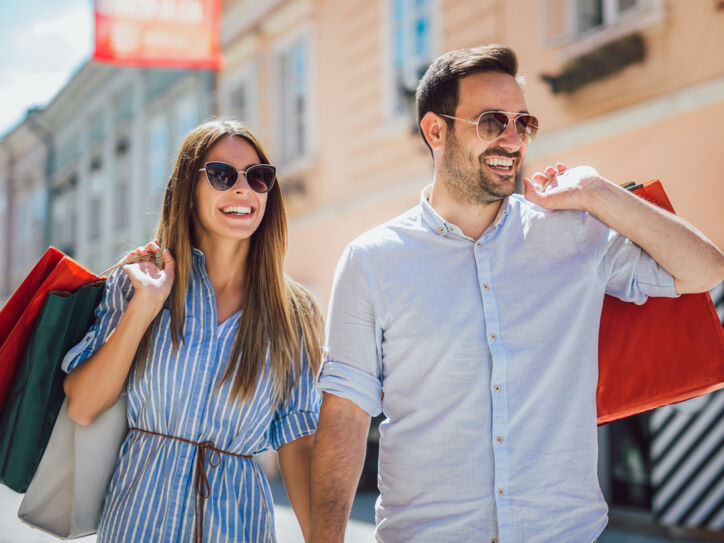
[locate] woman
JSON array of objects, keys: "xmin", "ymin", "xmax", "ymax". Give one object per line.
[{"xmin": 62, "ymin": 119, "xmax": 323, "ymax": 542}]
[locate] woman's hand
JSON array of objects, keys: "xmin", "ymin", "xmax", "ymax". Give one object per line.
[{"xmin": 122, "ymin": 240, "xmax": 176, "ymax": 317}]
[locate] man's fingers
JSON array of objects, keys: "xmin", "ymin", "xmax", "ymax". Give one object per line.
[{"xmin": 555, "ymin": 163, "xmax": 568, "ymax": 173}]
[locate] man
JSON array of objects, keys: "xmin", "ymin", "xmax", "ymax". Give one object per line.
[{"xmin": 310, "ymin": 45, "xmax": 724, "ymax": 543}]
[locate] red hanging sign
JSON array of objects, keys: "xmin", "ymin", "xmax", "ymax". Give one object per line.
[{"xmin": 92, "ymin": 0, "xmax": 222, "ymax": 69}]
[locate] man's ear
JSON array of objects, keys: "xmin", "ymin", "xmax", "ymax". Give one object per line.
[{"xmin": 420, "ymin": 111, "xmax": 446, "ymax": 151}]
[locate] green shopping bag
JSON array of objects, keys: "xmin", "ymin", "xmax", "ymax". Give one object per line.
[{"xmin": 0, "ymin": 282, "xmax": 105, "ymax": 492}]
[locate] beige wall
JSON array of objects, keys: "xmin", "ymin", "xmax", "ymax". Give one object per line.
[
  {"xmin": 526, "ymin": 99, "xmax": 724, "ymax": 251},
  {"xmin": 220, "ymin": 0, "xmax": 724, "ymax": 311}
]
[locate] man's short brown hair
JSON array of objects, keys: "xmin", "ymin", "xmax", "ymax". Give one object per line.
[{"xmin": 415, "ymin": 45, "xmax": 523, "ymax": 154}]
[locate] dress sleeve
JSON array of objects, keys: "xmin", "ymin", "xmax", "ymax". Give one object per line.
[
  {"xmin": 269, "ymin": 345, "xmax": 322, "ymax": 450},
  {"xmin": 61, "ymin": 268, "xmax": 134, "ymax": 373},
  {"xmin": 318, "ymin": 245, "xmax": 384, "ymax": 417},
  {"xmin": 579, "ymin": 210, "xmax": 679, "ymax": 304}
]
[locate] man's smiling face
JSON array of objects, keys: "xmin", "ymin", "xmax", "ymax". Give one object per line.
[{"xmin": 441, "ymin": 71, "xmax": 529, "ymax": 204}]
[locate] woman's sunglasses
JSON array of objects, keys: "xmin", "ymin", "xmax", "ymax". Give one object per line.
[
  {"xmin": 199, "ymin": 162, "xmax": 277, "ymax": 193},
  {"xmin": 439, "ymin": 110, "xmax": 539, "ymax": 144}
]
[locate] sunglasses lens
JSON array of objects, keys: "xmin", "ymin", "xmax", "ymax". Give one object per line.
[
  {"xmin": 246, "ymin": 165, "xmax": 276, "ymax": 193},
  {"xmin": 477, "ymin": 112, "xmax": 539, "ymax": 143},
  {"xmin": 515, "ymin": 115, "xmax": 538, "ymax": 143},
  {"xmin": 205, "ymin": 162, "xmax": 238, "ymax": 191},
  {"xmin": 477, "ymin": 112, "xmax": 509, "ymax": 141}
]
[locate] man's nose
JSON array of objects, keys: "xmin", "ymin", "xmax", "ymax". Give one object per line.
[{"xmin": 496, "ymin": 119, "xmax": 524, "ymax": 151}]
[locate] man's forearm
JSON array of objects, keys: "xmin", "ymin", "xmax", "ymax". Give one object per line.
[
  {"xmin": 311, "ymin": 394, "xmax": 371, "ymax": 543},
  {"xmin": 583, "ymin": 178, "xmax": 724, "ymax": 293}
]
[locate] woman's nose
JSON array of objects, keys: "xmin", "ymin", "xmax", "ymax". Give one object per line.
[{"xmin": 233, "ymin": 172, "xmax": 252, "ymax": 193}]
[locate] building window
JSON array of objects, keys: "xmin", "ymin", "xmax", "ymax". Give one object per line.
[
  {"xmin": 276, "ymin": 36, "xmax": 309, "ymax": 164},
  {"xmin": 14, "ymin": 186, "xmax": 45, "ymax": 266},
  {"xmin": 52, "ymin": 186, "xmax": 77, "ymax": 254},
  {"xmin": 13, "ymin": 192, "xmax": 30, "ymax": 266},
  {"xmin": 115, "ymin": 153, "xmax": 131, "ymax": 231},
  {"xmin": 89, "ymin": 168, "xmax": 104, "ymax": 242},
  {"xmin": 148, "ymin": 115, "xmax": 170, "ymax": 199},
  {"xmin": 231, "ymin": 83, "xmax": 250, "ymax": 122},
  {"xmin": 175, "ymin": 95, "xmax": 199, "ymax": 153},
  {"xmin": 539, "ymin": 0, "xmax": 649, "ymax": 46},
  {"xmin": 389, "ymin": 0, "xmax": 433, "ymax": 116},
  {"xmin": 577, "ymin": 0, "xmax": 639, "ymax": 33},
  {"xmin": 226, "ymin": 67, "xmax": 258, "ymax": 131},
  {"xmin": 0, "ymin": 188, "xmax": 5, "ymax": 264},
  {"xmin": 114, "ymin": 178, "xmax": 129, "ymax": 230},
  {"xmin": 32, "ymin": 186, "xmax": 46, "ymax": 234}
]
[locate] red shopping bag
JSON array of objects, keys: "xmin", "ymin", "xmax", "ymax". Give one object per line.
[
  {"xmin": 597, "ymin": 181, "xmax": 724, "ymax": 425},
  {"xmin": 0, "ymin": 248, "xmax": 102, "ymax": 413},
  {"xmin": 0, "ymin": 248, "xmax": 64, "ymax": 342}
]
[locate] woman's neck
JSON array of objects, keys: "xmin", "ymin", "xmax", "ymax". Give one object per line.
[{"xmin": 195, "ymin": 236, "xmax": 250, "ymax": 295}]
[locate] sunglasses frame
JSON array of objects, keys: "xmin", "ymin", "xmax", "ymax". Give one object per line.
[
  {"xmin": 439, "ymin": 111, "xmax": 539, "ymax": 143},
  {"xmin": 199, "ymin": 161, "xmax": 277, "ymax": 193}
]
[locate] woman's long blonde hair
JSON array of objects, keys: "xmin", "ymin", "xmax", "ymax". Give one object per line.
[{"xmin": 136, "ymin": 118, "xmax": 323, "ymax": 407}]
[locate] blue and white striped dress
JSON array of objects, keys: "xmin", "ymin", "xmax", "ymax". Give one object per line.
[{"xmin": 62, "ymin": 248, "xmax": 320, "ymax": 543}]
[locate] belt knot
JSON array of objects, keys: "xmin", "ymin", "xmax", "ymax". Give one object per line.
[{"xmin": 129, "ymin": 427, "xmax": 252, "ymax": 543}]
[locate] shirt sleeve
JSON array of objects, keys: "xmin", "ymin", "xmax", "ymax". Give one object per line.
[
  {"xmin": 61, "ymin": 268, "xmax": 134, "ymax": 373},
  {"xmin": 579, "ymin": 210, "xmax": 679, "ymax": 304},
  {"xmin": 269, "ymin": 346, "xmax": 322, "ymax": 450},
  {"xmin": 318, "ymin": 245, "xmax": 384, "ymax": 417}
]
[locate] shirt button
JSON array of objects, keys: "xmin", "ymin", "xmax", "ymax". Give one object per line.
[
  {"xmin": 490, "ymin": 333, "xmax": 497, "ymax": 341},
  {"xmin": 498, "ymin": 488, "xmax": 505, "ymax": 496},
  {"xmin": 439, "ymin": 226, "xmax": 445, "ymax": 233},
  {"xmin": 476, "ymin": 241, "xmax": 482, "ymax": 247},
  {"xmin": 494, "ymin": 384, "xmax": 501, "ymax": 392},
  {"xmin": 496, "ymin": 436, "xmax": 503, "ymax": 444},
  {"xmin": 483, "ymin": 283, "xmax": 490, "ymax": 290},
  {"xmin": 491, "ymin": 539, "xmax": 498, "ymax": 543}
]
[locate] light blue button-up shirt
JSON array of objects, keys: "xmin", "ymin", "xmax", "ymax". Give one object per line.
[{"xmin": 319, "ymin": 186, "xmax": 678, "ymax": 543}]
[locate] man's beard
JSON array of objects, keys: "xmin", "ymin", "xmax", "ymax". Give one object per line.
[{"xmin": 441, "ymin": 129, "xmax": 521, "ymax": 205}]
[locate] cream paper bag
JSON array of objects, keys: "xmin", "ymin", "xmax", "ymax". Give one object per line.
[{"xmin": 18, "ymin": 395, "xmax": 127, "ymax": 539}]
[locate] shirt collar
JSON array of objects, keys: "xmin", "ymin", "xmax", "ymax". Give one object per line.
[
  {"xmin": 419, "ymin": 184, "xmax": 511, "ymax": 239},
  {"xmin": 191, "ymin": 247, "xmax": 206, "ymax": 268}
]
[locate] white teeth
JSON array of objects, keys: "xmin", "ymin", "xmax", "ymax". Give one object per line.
[
  {"xmin": 485, "ymin": 157, "xmax": 513, "ymax": 168},
  {"xmin": 221, "ymin": 206, "xmax": 252, "ymax": 215}
]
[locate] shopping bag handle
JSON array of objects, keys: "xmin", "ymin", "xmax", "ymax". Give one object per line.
[{"xmin": 99, "ymin": 250, "xmax": 164, "ymax": 278}]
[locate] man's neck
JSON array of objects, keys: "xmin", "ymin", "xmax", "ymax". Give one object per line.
[{"xmin": 428, "ymin": 179, "xmax": 504, "ymax": 240}]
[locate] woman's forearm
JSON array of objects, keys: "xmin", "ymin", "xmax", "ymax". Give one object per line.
[
  {"xmin": 278, "ymin": 434, "xmax": 315, "ymax": 542},
  {"xmin": 63, "ymin": 295, "xmax": 158, "ymax": 425}
]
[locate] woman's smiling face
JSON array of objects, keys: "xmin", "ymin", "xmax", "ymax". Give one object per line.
[{"xmin": 192, "ymin": 135, "xmax": 269, "ymax": 246}]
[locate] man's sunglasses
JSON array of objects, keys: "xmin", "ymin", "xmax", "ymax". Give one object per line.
[
  {"xmin": 439, "ymin": 111, "xmax": 539, "ymax": 144},
  {"xmin": 199, "ymin": 162, "xmax": 276, "ymax": 193}
]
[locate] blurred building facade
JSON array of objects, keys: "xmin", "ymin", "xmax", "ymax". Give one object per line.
[
  {"xmin": 0, "ymin": 65, "xmax": 213, "ymax": 288},
  {"xmin": 1, "ymin": 0, "xmax": 723, "ymax": 535}
]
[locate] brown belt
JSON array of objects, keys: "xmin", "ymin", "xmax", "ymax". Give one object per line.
[{"xmin": 129, "ymin": 427, "xmax": 252, "ymax": 543}]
